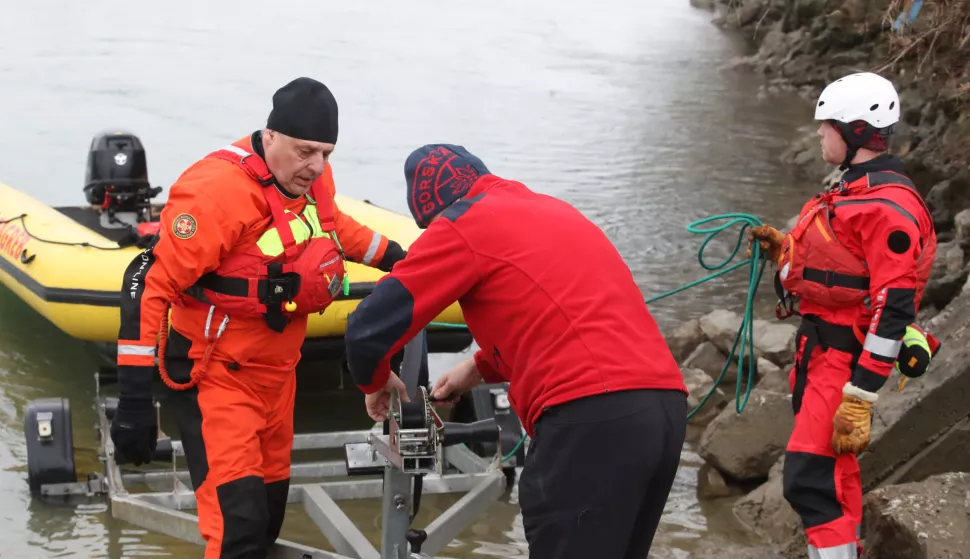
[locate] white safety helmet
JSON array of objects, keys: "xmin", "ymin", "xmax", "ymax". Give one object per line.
[{"xmin": 814, "ymin": 72, "xmax": 900, "ymax": 129}]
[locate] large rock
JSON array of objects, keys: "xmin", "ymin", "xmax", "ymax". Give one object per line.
[
  {"xmin": 930, "ymin": 241, "xmax": 964, "ymax": 279},
  {"xmin": 858, "ymin": 290, "xmax": 970, "ymax": 491},
  {"xmin": 944, "ymin": 244, "xmax": 965, "ymax": 275},
  {"xmin": 925, "ymin": 177, "xmax": 970, "ymax": 232},
  {"xmin": 921, "ymin": 267, "xmax": 970, "ymax": 311},
  {"xmin": 955, "ymin": 208, "xmax": 970, "ymax": 240},
  {"xmin": 697, "ymin": 462, "xmax": 746, "ymax": 499},
  {"xmin": 780, "ymin": 128, "xmax": 831, "ymax": 180},
  {"xmin": 664, "ymin": 318, "xmax": 705, "ymax": 363},
  {"xmin": 699, "ymin": 309, "xmax": 744, "ymax": 353},
  {"xmin": 758, "ymin": 22, "xmax": 789, "ymax": 61},
  {"xmin": 863, "ymin": 472, "xmax": 970, "ymax": 559},
  {"xmin": 930, "ymin": 241, "xmax": 952, "ymax": 279},
  {"xmin": 789, "ymin": 0, "xmax": 837, "ymax": 28},
  {"xmin": 684, "ymin": 367, "xmax": 728, "ymax": 427},
  {"xmin": 753, "ymin": 320, "xmax": 798, "ymax": 366},
  {"xmin": 883, "ymin": 417, "xmax": 970, "ymax": 486},
  {"xmin": 755, "ymin": 358, "xmax": 792, "ymax": 394},
  {"xmin": 683, "ymin": 341, "xmax": 735, "ymax": 384},
  {"xmin": 732, "ymin": 456, "xmax": 803, "ymax": 544},
  {"xmin": 699, "ymin": 309, "xmax": 797, "ymax": 366},
  {"xmin": 698, "ymin": 389, "xmax": 794, "ymax": 481}
]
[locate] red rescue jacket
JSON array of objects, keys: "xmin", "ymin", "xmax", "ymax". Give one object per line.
[
  {"xmin": 344, "ymin": 175, "xmax": 688, "ymax": 435},
  {"xmin": 779, "ymin": 169, "xmax": 936, "ymax": 313},
  {"xmin": 776, "ymin": 155, "xmax": 938, "ymax": 393}
]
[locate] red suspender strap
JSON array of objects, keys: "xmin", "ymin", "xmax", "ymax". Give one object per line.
[
  {"xmin": 205, "ymin": 143, "xmax": 299, "ymax": 259},
  {"xmin": 205, "ymin": 144, "xmax": 275, "ymax": 186},
  {"xmin": 263, "ymin": 187, "xmax": 300, "ymax": 260}
]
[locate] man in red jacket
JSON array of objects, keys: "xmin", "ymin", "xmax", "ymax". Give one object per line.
[
  {"xmin": 750, "ymin": 72, "xmax": 938, "ymax": 559},
  {"xmin": 345, "ymin": 144, "xmax": 689, "ymax": 559}
]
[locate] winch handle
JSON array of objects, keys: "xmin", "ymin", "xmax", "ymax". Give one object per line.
[{"xmin": 441, "ymin": 419, "xmax": 499, "ymax": 447}]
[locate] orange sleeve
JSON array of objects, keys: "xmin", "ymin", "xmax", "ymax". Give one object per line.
[
  {"xmin": 117, "ymin": 175, "xmax": 243, "ymax": 367},
  {"xmin": 321, "ymin": 164, "xmax": 389, "ymax": 267}
]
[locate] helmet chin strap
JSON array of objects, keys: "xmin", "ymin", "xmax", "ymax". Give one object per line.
[{"xmin": 832, "ymin": 120, "xmax": 878, "ymax": 171}]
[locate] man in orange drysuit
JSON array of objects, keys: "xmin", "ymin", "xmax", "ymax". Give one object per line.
[
  {"xmin": 109, "ymin": 77, "xmax": 408, "ymax": 558},
  {"xmin": 750, "ymin": 72, "xmax": 937, "ymax": 559}
]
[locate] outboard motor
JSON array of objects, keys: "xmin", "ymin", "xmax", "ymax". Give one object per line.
[{"xmin": 83, "ymin": 129, "xmax": 163, "ymax": 231}]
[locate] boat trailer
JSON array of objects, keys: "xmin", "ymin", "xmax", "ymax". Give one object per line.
[{"xmin": 24, "ymin": 332, "xmax": 525, "ymax": 559}]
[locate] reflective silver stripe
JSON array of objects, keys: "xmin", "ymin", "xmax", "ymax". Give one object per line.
[
  {"xmin": 362, "ymin": 232, "xmax": 383, "ymax": 265},
  {"xmin": 864, "ymin": 332, "xmax": 903, "ymax": 358},
  {"xmin": 832, "ymin": 198, "xmax": 919, "ymax": 229},
  {"xmin": 808, "ymin": 543, "xmax": 858, "ymax": 559},
  {"xmin": 118, "ymin": 344, "xmax": 156, "ymax": 357},
  {"xmin": 222, "ymin": 144, "xmax": 251, "ymax": 158}
]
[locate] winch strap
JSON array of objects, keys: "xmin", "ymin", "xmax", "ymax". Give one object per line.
[
  {"xmin": 399, "ymin": 329, "xmax": 429, "ymax": 402},
  {"xmin": 803, "ymin": 268, "xmax": 870, "ymax": 290},
  {"xmin": 399, "ymin": 401, "xmax": 427, "ymax": 429}
]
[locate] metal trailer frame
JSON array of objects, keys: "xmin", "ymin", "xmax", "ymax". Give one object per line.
[{"xmin": 36, "ymin": 331, "xmax": 519, "ymax": 559}]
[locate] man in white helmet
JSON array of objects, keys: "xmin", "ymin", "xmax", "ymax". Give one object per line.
[{"xmin": 749, "ymin": 72, "xmax": 938, "ymax": 558}]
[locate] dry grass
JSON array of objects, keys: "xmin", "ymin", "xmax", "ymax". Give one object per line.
[{"xmin": 878, "ymin": 0, "xmax": 970, "ymax": 86}]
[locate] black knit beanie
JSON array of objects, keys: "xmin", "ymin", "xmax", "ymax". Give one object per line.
[{"xmin": 267, "ymin": 77, "xmax": 339, "ymax": 144}]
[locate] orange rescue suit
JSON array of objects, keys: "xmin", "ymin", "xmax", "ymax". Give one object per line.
[
  {"xmin": 118, "ymin": 134, "xmax": 393, "ymax": 373},
  {"xmin": 115, "ymin": 132, "xmax": 397, "ymax": 559}
]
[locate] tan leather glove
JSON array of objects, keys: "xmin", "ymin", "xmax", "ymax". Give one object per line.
[
  {"xmin": 747, "ymin": 225, "xmax": 785, "ymax": 262},
  {"xmin": 832, "ymin": 383, "xmax": 878, "ymax": 455}
]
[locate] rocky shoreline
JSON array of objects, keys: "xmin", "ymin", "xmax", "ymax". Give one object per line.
[{"xmin": 674, "ymin": 1, "xmax": 970, "ymax": 557}]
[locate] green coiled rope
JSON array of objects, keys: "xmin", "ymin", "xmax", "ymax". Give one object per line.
[
  {"xmin": 428, "ymin": 213, "xmax": 770, "ymax": 459},
  {"xmin": 671, "ymin": 214, "xmax": 768, "ymax": 420}
]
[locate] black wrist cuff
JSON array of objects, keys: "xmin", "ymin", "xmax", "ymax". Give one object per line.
[{"xmin": 377, "ymin": 241, "xmax": 407, "ymax": 272}]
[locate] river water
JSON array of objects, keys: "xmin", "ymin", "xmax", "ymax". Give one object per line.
[{"xmin": 0, "ymin": 0, "xmax": 818, "ymax": 557}]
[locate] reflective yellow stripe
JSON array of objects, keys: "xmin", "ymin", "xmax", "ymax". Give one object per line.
[{"xmin": 255, "ymin": 202, "xmax": 338, "ymax": 257}]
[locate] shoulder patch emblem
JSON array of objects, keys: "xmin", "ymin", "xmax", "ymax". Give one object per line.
[
  {"xmin": 172, "ymin": 213, "xmax": 197, "ymax": 240},
  {"xmin": 887, "ymin": 229, "xmax": 911, "ymax": 254}
]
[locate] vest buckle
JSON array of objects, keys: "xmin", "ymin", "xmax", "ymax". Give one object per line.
[
  {"xmin": 263, "ymin": 263, "xmax": 301, "ymax": 304},
  {"xmin": 239, "ymin": 154, "xmax": 275, "ymax": 187},
  {"xmin": 264, "ymin": 275, "xmax": 300, "ymax": 303}
]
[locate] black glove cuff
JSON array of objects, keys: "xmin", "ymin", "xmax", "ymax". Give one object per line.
[
  {"xmin": 377, "ymin": 241, "xmax": 407, "ymax": 272},
  {"xmin": 117, "ymin": 365, "xmax": 156, "ymax": 401}
]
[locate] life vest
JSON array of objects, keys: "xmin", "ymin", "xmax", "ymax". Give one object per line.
[
  {"xmin": 159, "ymin": 141, "xmax": 349, "ymax": 392},
  {"xmin": 777, "ymin": 170, "xmax": 937, "ymax": 312},
  {"xmin": 177, "ymin": 142, "xmax": 349, "ymax": 333}
]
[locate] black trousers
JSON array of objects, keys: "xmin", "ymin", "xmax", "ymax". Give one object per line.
[{"xmin": 518, "ymin": 389, "xmax": 687, "ymax": 559}]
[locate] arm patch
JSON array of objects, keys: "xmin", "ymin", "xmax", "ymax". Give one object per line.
[{"xmin": 887, "ymin": 230, "xmax": 911, "ymax": 254}]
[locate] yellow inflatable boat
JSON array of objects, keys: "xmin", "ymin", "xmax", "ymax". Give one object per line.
[{"xmin": 0, "ymin": 130, "xmax": 470, "ymax": 360}]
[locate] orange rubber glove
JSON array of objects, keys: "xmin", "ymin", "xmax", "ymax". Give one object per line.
[
  {"xmin": 747, "ymin": 225, "xmax": 785, "ymax": 262},
  {"xmin": 832, "ymin": 383, "xmax": 878, "ymax": 455}
]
